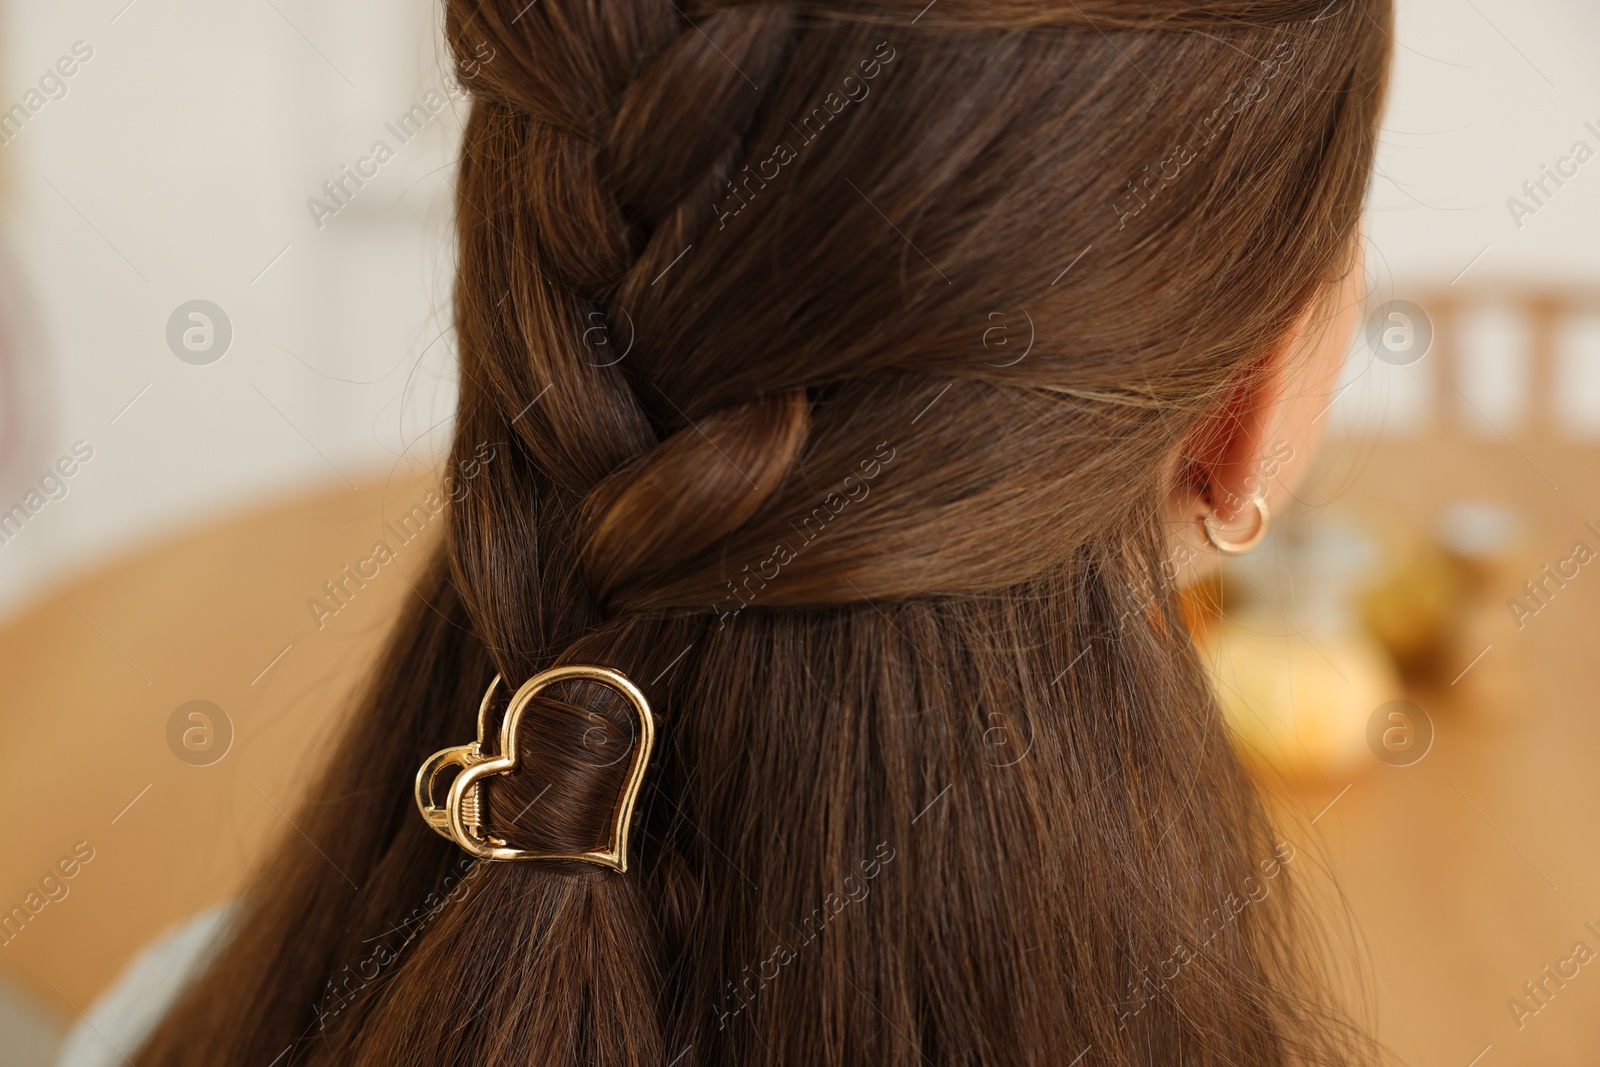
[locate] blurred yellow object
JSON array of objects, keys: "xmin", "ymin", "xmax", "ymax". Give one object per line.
[
  {"xmin": 1358, "ymin": 542, "xmax": 1470, "ymax": 683},
  {"xmin": 1196, "ymin": 615, "xmax": 1402, "ymax": 781}
]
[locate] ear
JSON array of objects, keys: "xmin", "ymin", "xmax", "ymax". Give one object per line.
[
  {"xmin": 1163, "ymin": 234, "xmax": 1365, "ymax": 565},
  {"xmin": 1173, "ymin": 355, "xmax": 1285, "ymax": 525}
]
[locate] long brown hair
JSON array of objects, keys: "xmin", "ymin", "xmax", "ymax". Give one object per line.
[{"xmin": 138, "ymin": 1, "xmax": 1391, "ymax": 1063}]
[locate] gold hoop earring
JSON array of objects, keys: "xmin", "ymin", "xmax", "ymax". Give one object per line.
[{"xmin": 1201, "ymin": 494, "xmax": 1271, "ymax": 555}]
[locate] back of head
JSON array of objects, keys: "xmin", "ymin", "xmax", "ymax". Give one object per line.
[{"xmin": 138, "ymin": 1, "xmax": 1391, "ymax": 1064}]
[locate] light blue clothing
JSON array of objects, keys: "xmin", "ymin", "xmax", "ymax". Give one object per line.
[{"xmin": 54, "ymin": 904, "xmax": 234, "ymax": 1067}]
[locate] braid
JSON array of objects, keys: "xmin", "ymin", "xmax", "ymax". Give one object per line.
[
  {"xmin": 445, "ymin": 0, "xmax": 805, "ymax": 627},
  {"xmin": 404, "ymin": 9, "xmax": 808, "ymax": 1061},
  {"xmin": 133, "ymin": 1, "xmax": 1391, "ymax": 1063}
]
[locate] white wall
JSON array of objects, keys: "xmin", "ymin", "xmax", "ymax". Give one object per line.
[
  {"xmin": 0, "ymin": 0, "xmax": 460, "ymax": 619},
  {"xmin": 1368, "ymin": 0, "xmax": 1600, "ymax": 280}
]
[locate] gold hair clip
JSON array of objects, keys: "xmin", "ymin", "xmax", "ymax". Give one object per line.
[{"xmin": 414, "ymin": 664, "xmax": 656, "ymax": 872}]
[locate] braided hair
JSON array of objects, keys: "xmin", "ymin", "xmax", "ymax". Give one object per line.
[{"xmin": 138, "ymin": 0, "xmax": 1390, "ymax": 1063}]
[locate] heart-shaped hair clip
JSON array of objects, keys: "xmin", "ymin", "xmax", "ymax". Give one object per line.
[{"xmin": 414, "ymin": 664, "xmax": 656, "ymax": 872}]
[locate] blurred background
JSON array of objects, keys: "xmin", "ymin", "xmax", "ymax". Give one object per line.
[{"xmin": 2, "ymin": 1, "xmax": 1599, "ymax": 1064}]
